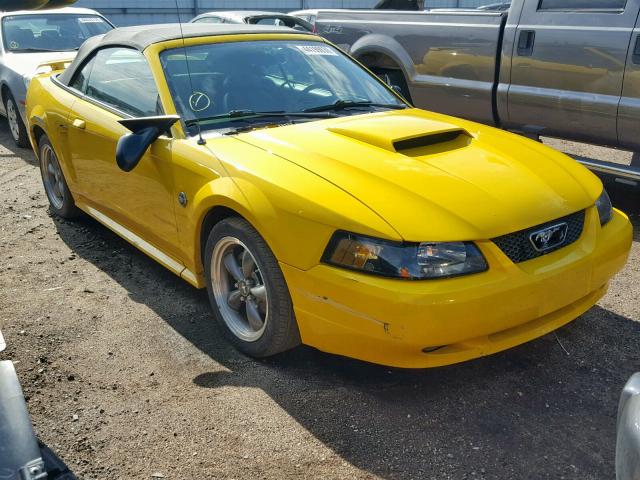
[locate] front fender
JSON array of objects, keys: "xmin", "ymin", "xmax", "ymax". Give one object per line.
[
  {"xmin": 190, "ymin": 176, "xmax": 263, "ymax": 270},
  {"xmin": 189, "ymin": 174, "xmax": 339, "ymax": 278}
]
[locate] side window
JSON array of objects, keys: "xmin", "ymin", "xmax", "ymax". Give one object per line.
[
  {"xmin": 69, "ymin": 56, "xmax": 95, "ymax": 93},
  {"xmin": 84, "ymin": 47, "xmax": 161, "ymax": 117},
  {"xmin": 195, "ymin": 17, "xmax": 223, "ymax": 24},
  {"xmin": 538, "ymin": 0, "xmax": 626, "ymax": 10}
]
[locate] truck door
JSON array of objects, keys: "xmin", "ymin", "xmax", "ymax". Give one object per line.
[
  {"xmin": 507, "ymin": 0, "xmax": 637, "ymax": 147},
  {"xmin": 618, "ymin": 6, "xmax": 640, "ymax": 153}
]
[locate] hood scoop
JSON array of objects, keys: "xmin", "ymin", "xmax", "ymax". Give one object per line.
[
  {"xmin": 327, "ymin": 113, "xmax": 470, "ymax": 154},
  {"xmin": 393, "ymin": 130, "xmax": 470, "ymax": 155}
]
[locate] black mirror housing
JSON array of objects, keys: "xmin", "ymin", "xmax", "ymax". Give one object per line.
[{"xmin": 115, "ymin": 115, "xmax": 180, "ymax": 172}]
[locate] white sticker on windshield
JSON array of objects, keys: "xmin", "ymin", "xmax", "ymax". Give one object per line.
[
  {"xmin": 296, "ymin": 45, "xmax": 338, "ymax": 56},
  {"xmin": 79, "ymin": 17, "xmax": 103, "ymax": 23}
]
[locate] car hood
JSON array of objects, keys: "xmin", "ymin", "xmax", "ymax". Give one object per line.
[
  {"xmin": 3, "ymin": 51, "xmax": 77, "ymax": 76},
  {"xmin": 232, "ymin": 109, "xmax": 602, "ymax": 241}
]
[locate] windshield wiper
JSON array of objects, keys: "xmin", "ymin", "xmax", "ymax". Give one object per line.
[
  {"xmin": 224, "ymin": 121, "xmax": 294, "ymax": 135},
  {"xmin": 304, "ymin": 99, "xmax": 407, "ymax": 113},
  {"xmin": 185, "ymin": 109, "xmax": 337, "ymax": 127}
]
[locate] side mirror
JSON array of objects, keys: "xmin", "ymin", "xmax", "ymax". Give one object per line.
[{"xmin": 116, "ymin": 115, "xmax": 180, "ymax": 172}]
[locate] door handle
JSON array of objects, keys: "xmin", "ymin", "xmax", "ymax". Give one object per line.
[
  {"xmin": 517, "ymin": 30, "xmax": 536, "ymax": 56},
  {"xmin": 633, "ymin": 35, "xmax": 640, "ymax": 65},
  {"xmin": 71, "ymin": 118, "xmax": 86, "ymax": 129}
]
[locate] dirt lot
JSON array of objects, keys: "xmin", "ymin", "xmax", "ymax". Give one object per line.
[{"xmin": 0, "ymin": 121, "xmax": 638, "ymax": 480}]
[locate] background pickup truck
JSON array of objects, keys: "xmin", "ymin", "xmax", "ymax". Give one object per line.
[{"xmin": 316, "ymin": 0, "xmax": 640, "ymax": 183}]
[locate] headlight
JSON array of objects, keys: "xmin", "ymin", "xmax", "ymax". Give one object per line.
[
  {"xmin": 321, "ymin": 231, "xmax": 488, "ymax": 280},
  {"xmin": 595, "ymin": 189, "xmax": 612, "ymax": 226}
]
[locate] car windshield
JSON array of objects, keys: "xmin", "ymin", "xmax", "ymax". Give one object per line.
[
  {"xmin": 160, "ymin": 40, "xmax": 406, "ymax": 133},
  {"xmin": 2, "ymin": 14, "xmax": 112, "ymax": 53}
]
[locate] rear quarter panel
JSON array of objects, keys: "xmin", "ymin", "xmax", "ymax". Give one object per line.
[{"xmin": 26, "ymin": 73, "xmax": 76, "ymax": 180}]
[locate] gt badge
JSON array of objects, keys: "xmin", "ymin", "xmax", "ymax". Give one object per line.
[{"xmin": 529, "ymin": 223, "xmax": 568, "ymax": 252}]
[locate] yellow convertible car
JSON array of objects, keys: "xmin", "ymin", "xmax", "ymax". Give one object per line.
[{"xmin": 26, "ymin": 24, "xmax": 632, "ymax": 368}]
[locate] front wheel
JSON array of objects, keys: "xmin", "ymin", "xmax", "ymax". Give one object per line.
[
  {"xmin": 4, "ymin": 92, "xmax": 29, "ymax": 148},
  {"xmin": 205, "ymin": 217, "xmax": 300, "ymax": 358}
]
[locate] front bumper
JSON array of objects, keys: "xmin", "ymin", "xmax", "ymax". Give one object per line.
[{"xmin": 281, "ymin": 207, "xmax": 632, "ymax": 368}]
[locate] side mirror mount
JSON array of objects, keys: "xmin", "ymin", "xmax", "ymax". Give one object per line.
[{"xmin": 116, "ymin": 115, "xmax": 180, "ymax": 172}]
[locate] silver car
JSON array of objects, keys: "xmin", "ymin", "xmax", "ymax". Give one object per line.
[
  {"xmin": 0, "ymin": 7, "xmax": 112, "ymax": 148},
  {"xmin": 618, "ymin": 373, "xmax": 640, "ymax": 480}
]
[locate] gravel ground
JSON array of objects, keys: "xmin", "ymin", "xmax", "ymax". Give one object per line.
[{"xmin": 0, "ymin": 122, "xmax": 638, "ymax": 480}]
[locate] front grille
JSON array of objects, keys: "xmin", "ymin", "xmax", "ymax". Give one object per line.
[{"xmin": 492, "ymin": 210, "xmax": 585, "ymax": 264}]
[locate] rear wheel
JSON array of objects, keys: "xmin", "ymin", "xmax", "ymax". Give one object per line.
[
  {"xmin": 205, "ymin": 217, "xmax": 300, "ymax": 358},
  {"xmin": 38, "ymin": 135, "xmax": 80, "ymax": 218},
  {"xmin": 4, "ymin": 92, "xmax": 29, "ymax": 148}
]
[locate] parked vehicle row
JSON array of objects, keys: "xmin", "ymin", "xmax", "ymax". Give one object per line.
[
  {"xmin": 305, "ymin": 0, "xmax": 640, "ymax": 184},
  {"xmin": 0, "ymin": 7, "xmax": 312, "ymax": 149}
]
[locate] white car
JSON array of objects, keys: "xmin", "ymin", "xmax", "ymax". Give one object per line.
[
  {"xmin": 190, "ymin": 10, "xmax": 313, "ymax": 32},
  {"xmin": 0, "ymin": 7, "xmax": 113, "ymax": 147}
]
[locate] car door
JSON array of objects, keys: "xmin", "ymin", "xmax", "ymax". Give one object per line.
[
  {"xmin": 507, "ymin": 0, "xmax": 637, "ymax": 146},
  {"xmin": 618, "ymin": 5, "xmax": 640, "ymax": 152},
  {"xmin": 64, "ymin": 47, "xmax": 180, "ymax": 260}
]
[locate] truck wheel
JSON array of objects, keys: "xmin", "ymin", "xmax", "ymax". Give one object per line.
[
  {"xmin": 38, "ymin": 135, "xmax": 80, "ymax": 219},
  {"xmin": 4, "ymin": 92, "xmax": 29, "ymax": 148},
  {"xmin": 374, "ymin": 68, "xmax": 413, "ymax": 104},
  {"xmin": 205, "ymin": 217, "xmax": 301, "ymax": 358}
]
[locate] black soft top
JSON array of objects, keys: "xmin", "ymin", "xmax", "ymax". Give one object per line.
[{"xmin": 58, "ymin": 23, "xmax": 309, "ymax": 86}]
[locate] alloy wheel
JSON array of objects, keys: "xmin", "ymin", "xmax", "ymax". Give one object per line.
[
  {"xmin": 6, "ymin": 98, "xmax": 20, "ymax": 142},
  {"xmin": 41, "ymin": 143, "xmax": 65, "ymax": 210},
  {"xmin": 211, "ymin": 236, "xmax": 269, "ymax": 342}
]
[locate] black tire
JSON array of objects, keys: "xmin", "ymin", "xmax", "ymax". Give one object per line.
[
  {"xmin": 374, "ymin": 68, "xmax": 413, "ymax": 105},
  {"xmin": 204, "ymin": 217, "xmax": 300, "ymax": 358},
  {"xmin": 632, "ymin": 152, "xmax": 640, "ymax": 168},
  {"xmin": 4, "ymin": 91, "xmax": 29, "ymax": 148},
  {"xmin": 38, "ymin": 135, "xmax": 80, "ymax": 219}
]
